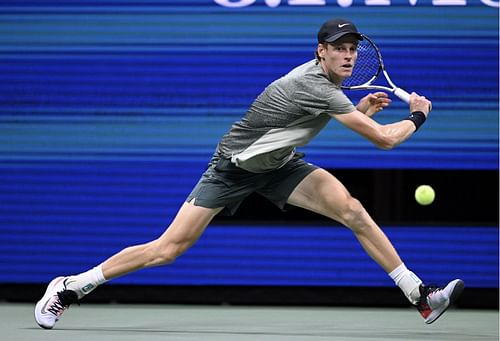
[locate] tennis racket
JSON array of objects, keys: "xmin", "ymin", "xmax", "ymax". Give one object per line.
[{"xmin": 341, "ymin": 34, "xmax": 411, "ymax": 103}]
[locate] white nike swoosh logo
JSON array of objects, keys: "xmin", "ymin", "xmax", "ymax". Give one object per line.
[{"xmin": 338, "ymin": 23, "xmax": 350, "ymax": 28}]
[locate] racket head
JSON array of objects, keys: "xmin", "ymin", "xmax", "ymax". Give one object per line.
[{"xmin": 341, "ymin": 34, "xmax": 384, "ymax": 89}]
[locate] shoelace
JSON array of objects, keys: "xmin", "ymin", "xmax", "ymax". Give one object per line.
[
  {"xmin": 46, "ymin": 289, "xmax": 79, "ymax": 317},
  {"xmin": 423, "ymin": 285, "xmax": 439, "ymax": 297},
  {"xmin": 46, "ymin": 294, "xmax": 68, "ymax": 317},
  {"xmin": 416, "ymin": 285, "xmax": 439, "ymax": 318}
]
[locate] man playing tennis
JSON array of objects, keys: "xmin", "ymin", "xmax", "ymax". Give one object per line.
[{"xmin": 35, "ymin": 18, "xmax": 463, "ymax": 329}]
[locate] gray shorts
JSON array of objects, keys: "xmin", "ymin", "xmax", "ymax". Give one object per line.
[{"xmin": 187, "ymin": 153, "xmax": 318, "ymax": 216}]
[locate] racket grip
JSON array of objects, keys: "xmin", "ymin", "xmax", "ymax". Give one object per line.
[{"xmin": 394, "ymin": 88, "xmax": 411, "ymax": 103}]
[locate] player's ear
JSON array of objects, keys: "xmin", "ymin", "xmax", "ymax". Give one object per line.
[{"xmin": 317, "ymin": 43, "xmax": 326, "ymax": 60}]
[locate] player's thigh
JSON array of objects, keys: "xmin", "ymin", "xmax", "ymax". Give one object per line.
[
  {"xmin": 287, "ymin": 168, "xmax": 353, "ymax": 221},
  {"xmin": 158, "ymin": 202, "xmax": 222, "ymax": 246}
]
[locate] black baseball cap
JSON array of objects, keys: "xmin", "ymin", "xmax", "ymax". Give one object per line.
[{"xmin": 317, "ymin": 18, "xmax": 363, "ymax": 44}]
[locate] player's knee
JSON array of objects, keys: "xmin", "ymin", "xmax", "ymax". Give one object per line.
[
  {"xmin": 162, "ymin": 242, "xmax": 191, "ymax": 265},
  {"xmin": 145, "ymin": 240, "xmax": 189, "ymax": 266},
  {"xmin": 340, "ymin": 197, "xmax": 366, "ymax": 231}
]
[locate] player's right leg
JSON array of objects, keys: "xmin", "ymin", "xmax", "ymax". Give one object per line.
[{"xmin": 34, "ymin": 202, "xmax": 221, "ymax": 329}]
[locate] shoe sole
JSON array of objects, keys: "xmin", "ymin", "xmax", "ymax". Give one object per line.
[
  {"xmin": 426, "ymin": 279, "xmax": 465, "ymax": 324},
  {"xmin": 34, "ymin": 276, "xmax": 65, "ymax": 329}
]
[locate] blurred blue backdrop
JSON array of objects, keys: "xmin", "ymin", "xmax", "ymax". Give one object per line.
[{"xmin": 0, "ymin": 0, "xmax": 498, "ymax": 289}]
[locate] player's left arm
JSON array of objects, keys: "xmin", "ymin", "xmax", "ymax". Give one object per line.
[{"xmin": 334, "ymin": 93, "xmax": 431, "ymax": 150}]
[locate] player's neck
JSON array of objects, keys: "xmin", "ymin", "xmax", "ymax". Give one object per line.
[{"xmin": 319, "ymin": 61, "xmax": 342, "ymax": 86}]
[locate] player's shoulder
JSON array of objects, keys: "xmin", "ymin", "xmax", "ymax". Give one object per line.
[
  {"xmin": 282, "ymin": 60, "xmax": 332, "ymax": 88},
  {"xmin": 287, "ymin": 60, "xmax": 323, "ymax": 78}
]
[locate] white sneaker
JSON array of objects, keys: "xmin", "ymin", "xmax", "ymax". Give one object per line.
[
  {"xmin": 34, "ymin": 277, "xmax": 79, "ymax": 329},
  {"xmin": 416, "ymin": 279, "xmax": 464, "ymax": 324}
]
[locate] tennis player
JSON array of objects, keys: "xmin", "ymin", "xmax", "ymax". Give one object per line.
[{"xmin": 35, "ymin": 18, "xmax": 464, "ymax": 329}]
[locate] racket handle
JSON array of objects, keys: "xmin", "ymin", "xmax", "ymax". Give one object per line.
[{"xmin": 393, "ymin": 88, "xmax": 411, "ymax": 103}]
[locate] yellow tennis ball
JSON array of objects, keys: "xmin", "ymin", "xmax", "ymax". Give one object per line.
[{"xmin": 415, "ymin": 185, "xmax": 435, "ymax": 206}]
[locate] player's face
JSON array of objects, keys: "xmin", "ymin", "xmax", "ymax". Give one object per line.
[{"xmin": 317, "ymin": 35, "xmax": 359, "ymax": 84}]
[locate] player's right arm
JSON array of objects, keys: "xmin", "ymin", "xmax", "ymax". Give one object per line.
[{"xmin": 334, "ymin": 93, "xmax": 432, "ymax": 150}]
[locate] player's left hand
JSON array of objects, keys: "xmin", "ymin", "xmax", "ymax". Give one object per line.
[{"xmin": 356, "ymin": 92, "xmax": 391, "ymax": 117}]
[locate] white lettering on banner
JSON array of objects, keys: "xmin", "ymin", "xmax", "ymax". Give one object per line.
[
  {"xmin": 433, "ymin": 0, "xmax": 466, "ymax": 5},
  {"xmin": 288, "ymin": 0, "xmax": 326, "ymax": 4},
  {"xmin": 364, "ymin": 0, "xmax": 390, "ymax": 5},
  {"xmin": 214, "ymin": 0, "xmax": 256, "ymax": 7},
  {"xmin": 214, "ymin": 0, "xmax": 498, "ymax": 7},
  {"xmin": 337, "ymin": 0, "xmax": 353, "ymax": 6},
  {"xmin": 265, "ymin": 0, "xmax": 281, "ymax": 6},
  {"xmin": 480, "ymin": 0, "xmax": 499, "ymax": 6}
]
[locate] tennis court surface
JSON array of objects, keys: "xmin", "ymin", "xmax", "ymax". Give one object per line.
[{"xmin": 2, "ymin": 303, "xmax": 498, "ymax": 341}]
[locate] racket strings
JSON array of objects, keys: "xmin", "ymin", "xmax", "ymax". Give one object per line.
[{"xmin": 342, "ymin": 41, "xmax": 381, "ymax": 87}]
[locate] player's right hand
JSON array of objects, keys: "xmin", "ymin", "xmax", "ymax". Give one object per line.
[{"xmin": 409, "ymin": 92, "xmax": 432, "ymax": 116}]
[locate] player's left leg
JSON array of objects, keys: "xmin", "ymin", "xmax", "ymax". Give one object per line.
[
  {"xmin": 35, "ymin": 202, "xmax": 221, "ymax": 329},
  {"xmin": 286, "ymin": 168, "xmax": 463, "ymax": 323}
]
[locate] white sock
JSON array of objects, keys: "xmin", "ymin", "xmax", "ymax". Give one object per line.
[
  {"xmin": 388, "ymin": 263, "xmax": 423, "ymax": 305},
  {"xmin": 66, "ymin": 264, "xmax": 107, "ymax": 299}
]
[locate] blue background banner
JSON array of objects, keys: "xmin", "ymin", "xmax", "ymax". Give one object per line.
[
  {"xmin": 1, "ymin": 1, "xmax": 498, "ymax": 169},
  {"xmin": 0, "ymin": 1, "xmax": 498, "ymax": 288}
]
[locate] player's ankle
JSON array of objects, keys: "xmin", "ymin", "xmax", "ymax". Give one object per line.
[
  {"xmin": 66, "ymin": 265, "xmax": 107, "ymax": 299},
  {"xmin": 388, "ymin": 263, "xmax": 423, "ymax": 305}
]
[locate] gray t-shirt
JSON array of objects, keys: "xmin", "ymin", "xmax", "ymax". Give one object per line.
[{"xmin": 216, "ymin": 59, "xmax": 356, "ymax": 173}]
